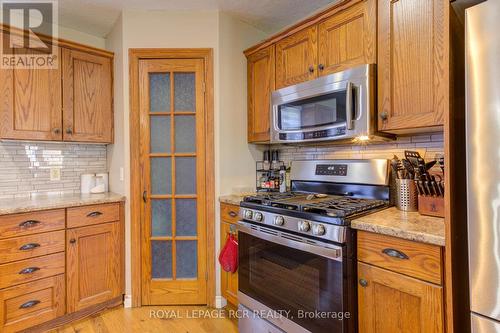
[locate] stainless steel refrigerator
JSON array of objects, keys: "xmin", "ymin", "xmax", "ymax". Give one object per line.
[{"xmin": 467, "ymin": 0, "xmax": 500, "ymax": 332}]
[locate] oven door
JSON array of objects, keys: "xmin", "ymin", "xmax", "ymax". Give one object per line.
[{"xmin": 238, "ymin": 221, "xmax": 352, "ymax": 333}]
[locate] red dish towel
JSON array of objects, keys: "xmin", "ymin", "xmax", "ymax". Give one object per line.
[{"xmin": 219, "ymin": 233, "xmax": 238, "ymax": 273}]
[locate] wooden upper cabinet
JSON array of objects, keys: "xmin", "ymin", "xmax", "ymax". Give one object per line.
[
  {"xmin": 318, "ymin": 0, "xmax": 376, "ymax": 76},
  {"xmin": 275, "ymin": 26, "xmax": 318, "ymax": 89},
  {"xmin": 358, "ymin": 262, "xmax": 444, "ymax": 333},
  {"xmin": 62, "ymin": 48, "xmax": 113, "ymax": 143},
  {"xmin": 247, "ymin": 45, "xmax": 275, "ymax": 143},
  {"xmin": 377, "ymin": 0, "xmax": 446, "ymax": 133},
  {"xmin": 0, "ymin": 46, "xmax": 62, "ymax": 141},
  {"xmin": 66, "ymin": 221, "xmax": 122, "ymax": 313}
]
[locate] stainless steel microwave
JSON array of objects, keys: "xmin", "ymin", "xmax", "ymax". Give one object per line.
[{"xmin": 271, "ymin": 64, "xmax": 391, "ymax": 143}]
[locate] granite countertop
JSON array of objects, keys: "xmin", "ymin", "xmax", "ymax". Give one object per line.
[
  {"xmin": 0, "ymin": 192, "xmax": 125, "ymax": 215},
  {"xmin": 351, "ymin": 207, "xmax": 445, "ymax": 246},
  {"xmin": 219, "ymin": 193, "xmax": 255, "ymax": 206}
]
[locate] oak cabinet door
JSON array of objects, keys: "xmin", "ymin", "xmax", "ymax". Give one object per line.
[
  {"xmin": 62, "ymin": 48, "xmax": 113, "ymax": 143},
  {"xmin": 0, "ymin": 45, "xmax": 62, "ymax": 141},
  {"xmin": 358, "ymin": 262, "xmax": 443, "ymax": 333},
  {"xmin": 318, "ymin": 0, "xmax": 376, "ymax": 76},
  {"xmin": 220, "ymin": 221, "xmax": 238, "ymax": 306},
  {"xmin": 247, "ymin": 45, "xmax": 275, "ymax": 143},
  {"xmin": 275, "ymin": 26, "xmax": 318, "ymax": 89},
  {"xmin": 66, "ymin": 222, "xmax": 122, "ymax": 313},
  {"xmin": 377, "ymin": 0, "xmax": 446, "ymax": 133}
]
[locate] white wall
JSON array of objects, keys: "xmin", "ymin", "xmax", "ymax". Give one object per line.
[{"xmin": 106, "ymin": 10, "xmax": 267, "ymax": 304}]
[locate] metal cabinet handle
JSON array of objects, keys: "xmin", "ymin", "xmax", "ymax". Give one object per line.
[
  {"xmin": 19, "ymin": 220, "xmax": 40, "ymax": 228},
  {"xmin": 380, "ymin": 111, "xmax": 388, "ymax": 121},
  {"xmin": 143, "ymin": 191, "xmax": 147, "ymax": 203},
  {"xmin": 69, "ymin": 238, "xmax": 76, "ymax": 244},
  {"xmin": 66, "ymin": 128, "xmax": 73, "ymax": 134},
  {"xmin": 228, "ymin": 211, "xmax": 238, "ymax": 218},
  {"xmin": 318, "ymin": 64, "xmax": 325, "ymax": 71},
  {"xmin": 19, "ymin": 300, "xmax": 41, "ymax": 309},
  {"xmin": 53, "ymin": 128, "xmax": 61, "ymax": 134},
  {"xmin": 382, "ymin": 248, "xmax": 409, "ymax": 260},
  {"xmin": 19, "ymin": 267, "xmax": 40, "ymax": 274},
  {"xmin": 86, "ymin": 211, "xmax": 103, "ymax": 218},
  {"xmin": 19, "ymin": 243, "xmax": 40, "ymax": 251},
  {"xmin": 308, "ymin": 66, "xmax": 314, "ymax": 73},
  {"xmin": 359, "ymin": 279, "xmax": 368, "ymax": 287}
]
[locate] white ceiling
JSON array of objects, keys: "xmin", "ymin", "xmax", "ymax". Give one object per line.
[{"xmin": 57, "ymin": 0, "xmax": 338, "ymax": 38}]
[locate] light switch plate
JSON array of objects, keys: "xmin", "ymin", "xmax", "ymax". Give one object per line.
[{"xmin": 50, "ymin": 168, "xmax": 61, "ymax": 181}]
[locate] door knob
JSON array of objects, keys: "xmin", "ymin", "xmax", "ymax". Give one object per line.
[{"xmin": 359, "ymin": 279, "xmax": 368, "ymax": 287}]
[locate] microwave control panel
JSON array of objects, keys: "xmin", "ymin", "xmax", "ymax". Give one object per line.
[
  {"xmin": 315, "ymin": 164, "xmax": 348, "ymax": 176},
  {"xmin": 279, "ymin": 127, "xmax": 347, "ymax": 141}
]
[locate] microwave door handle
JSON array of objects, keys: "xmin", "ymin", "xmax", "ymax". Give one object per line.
[{"xmin": 345, "ymin": 81, "xmax": 354, "ymax": 130}]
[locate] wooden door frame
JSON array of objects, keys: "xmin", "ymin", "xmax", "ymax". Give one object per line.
[{"xmin": 129, "ymin": 48, "xmax": 215, "ymax": 307}]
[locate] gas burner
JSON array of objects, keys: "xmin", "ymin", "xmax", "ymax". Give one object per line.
[{"xmin": 301, "ymin": 197, "xmax": 387, "ymax": 217}]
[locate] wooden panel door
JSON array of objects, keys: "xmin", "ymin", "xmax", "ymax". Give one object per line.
[
  {"xmin": 0, "ymin": 44, "xmax": 62, "ymax": 141},
  {"xmin": 275, "ymin": 26, "xmax": 318, "ymax": 89},
  {"xmin": 358, "ymin": 262, "xmax": 443, "ymax": 333},
  {"xmin": 377, "ymin": 0, "xmax": 446, "ymax": 133},
  {"xmin": 220, "ymin": 221, "xmax": 238, "ymax": 307},
  {"xmin": 139, "ymin": 58, "xmax": 207, "ymax": 305},
  {"xmin": 62, "ymin": 48, "xmax": 113, "ymax": 143},
  {"xmin": 247, "ymin": 45, "xmax": 275, "ymax": 143},
  {"xmin": 318, "ymin": 0, "xmax": 376, "ymax": 76},
  {"xmin": 66, "ymin": 222, "xmax": 122, "ymax": 313}
]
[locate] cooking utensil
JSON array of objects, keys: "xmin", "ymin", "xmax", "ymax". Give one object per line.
[
  {"xmin": 390, "ymin": 156, "xmax": 401, "ymax": 179},
  {"xmin": 425, "ymin": 160, "xmax": 437, "ymax": 171},
  {"xmin": 401, "ymin": 159, "xmax": 415, "ymax": 179}
]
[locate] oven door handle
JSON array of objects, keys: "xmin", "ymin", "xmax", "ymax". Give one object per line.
[{"xmin": 237, "ymin": 222, "xmax": 343, "ymax": 262}]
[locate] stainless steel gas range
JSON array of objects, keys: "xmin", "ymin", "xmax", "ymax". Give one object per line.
[{"xmin": 237, "ymin": 159, "xmax": 390, "ymax": 333}]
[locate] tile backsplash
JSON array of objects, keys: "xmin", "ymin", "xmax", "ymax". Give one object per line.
[
  {"xmin": 0, "ymin": 142, "xmax": 107, "ymax": 199},
  {"xmin": 275, "ymin": 133, "xmax": 444, "ymax": 163}
]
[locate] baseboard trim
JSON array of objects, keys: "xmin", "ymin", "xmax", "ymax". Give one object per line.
[
  {"xmin": 19, "ymin": 296, "xmax": 123, "ymax": 333},
  {"xmin": 215, "ymin": 295, "xmax": 227, "ymax": 309}
]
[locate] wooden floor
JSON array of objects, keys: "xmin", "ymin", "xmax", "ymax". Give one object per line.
[{"xmin": 48, "ymin": 306, "xmax": 238, "ymax": 333}]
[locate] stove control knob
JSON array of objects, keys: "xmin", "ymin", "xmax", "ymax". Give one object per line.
[
  {"xmin": 313, "ymin": 224, "xmax": 326, "ymax": 236},
  {"xmin": 274, "ymin": 216, "xmax": 285, "ymax": 226},
  {"xmin": 254, "ymin": 212, "xmax": 263, "ymax": 222},
  {"xmin": 299, "ymin": 221, "xmax": 311, "ymax": 232},
  {"xmin": 244, "ymin": 210, "xmax": 253, "ymax": 219}
]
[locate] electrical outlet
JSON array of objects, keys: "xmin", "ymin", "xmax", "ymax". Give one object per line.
[{"xmin": 50, "ymin": 168, "xmax": 61, "ymax": 181}]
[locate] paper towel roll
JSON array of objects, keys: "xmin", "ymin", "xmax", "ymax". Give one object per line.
[{"xmin": 81, "ymin": 174, "xmax": 96, "ymax": 194}]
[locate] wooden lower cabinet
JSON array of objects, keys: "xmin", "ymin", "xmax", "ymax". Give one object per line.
[
  {"xmin": 66, "ymin": 221, "xmax": 123, "ymax": 313},
  {"xmin": 0, "ymin": 275, "xmax": 65, "ymax": 333},
  {"xmin": 358, "ymin": 262, "xmax": 443, "ymax": 333},
  {"xmin": 220, "ymin": 220, "xmax": 238, "ymax": 306}
]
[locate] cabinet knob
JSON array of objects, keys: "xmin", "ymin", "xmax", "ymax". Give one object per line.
[
  {"xmin": 380, "ymin": 111, "xmax": 388, "ymax": 121},
  {"xmin": 69, "ymin": 238, "xmax": 76, "ymax": 244},
  {"xmin": 66, "ymin": 128, "xmax": 73, "ymax": 134},
  {"xmin": 308, "ymin": 66, "xmax": 315, "ymax": 73},
  {"xmin": 318, "ymin": 64, "xmax": 325, "ymax": 71},
  {"xmin": 53, "ymin": 128, "xmax": 61, "ymax": 134},
  {"xmin": 359, "ymin": 278, "xmax": 368, "ymax": 287}
]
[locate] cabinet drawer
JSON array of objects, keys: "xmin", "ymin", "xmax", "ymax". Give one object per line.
[
  {"xmin": 0, "ymin": 230, "xmax": 65, "ymax": 264},
  {"xmin": 0, "ymin": 210, "xmax": 65, "ymax": 240},
  {"xmin": 220, "ymin": 203, "xmax": 240, "ymax": 224},
  {"xmin": 67, "ymin": 203, "xmax": 120, "ymax": 228},
  {"xmin": 357, "ymin": 231, "xmax": 442, "ymax": 284},
  {"xmin": 0, "ymin": 252, "xmax": 65, "ymax": 289},
  {"xmin": 0, "ymin": 275, "xmax": 65, "ymax": 333}
]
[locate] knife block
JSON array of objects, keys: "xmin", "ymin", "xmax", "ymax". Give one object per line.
[{"xmin": 418, "ymin": 195, "xmax": 444, "ymax": 218}]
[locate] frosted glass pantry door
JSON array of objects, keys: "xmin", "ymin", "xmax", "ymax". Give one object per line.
[{"xmin": 139, "ymin": 58, "xmax": 206, "ymax": 305}]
